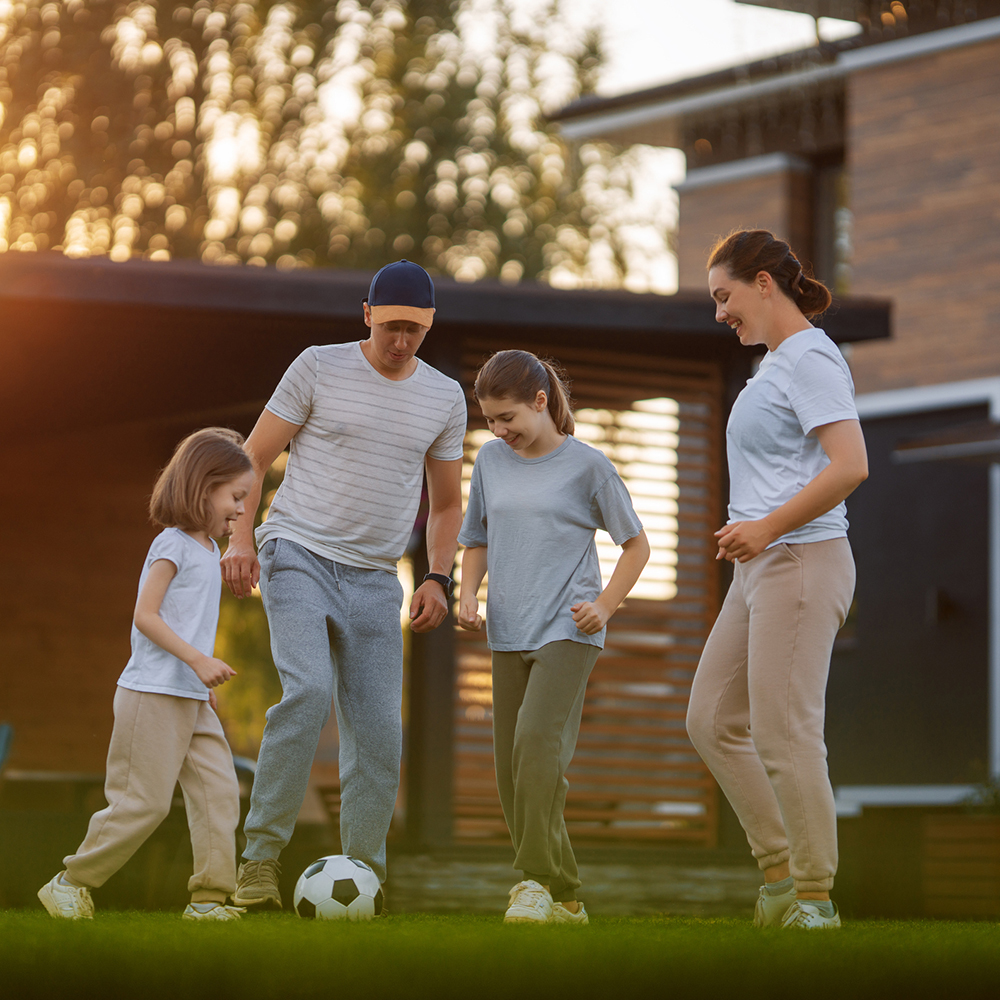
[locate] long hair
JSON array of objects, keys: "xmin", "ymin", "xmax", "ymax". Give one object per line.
[
  {"xmin": 473, "ymin": 350, "xmax": 575, "ymax": 435},
  {"xmin": 149, "ymin": 427, "xmax": 252, "ymax": 532},
  {"xmin": 708, "ymin": 229, "xmax": 832, "ymax": 318}
]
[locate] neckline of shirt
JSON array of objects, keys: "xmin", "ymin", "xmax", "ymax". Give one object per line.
[
  {"xmin": 352, "ymin": 340, "xmax": 424, "ymax": 386},
  {"xmin": 166, "ymin": 526, "xmax": 220, "ymax": 557},
  {"xmin": 498, "ymin": 434, "xmax": 574, "ymax": 465}
]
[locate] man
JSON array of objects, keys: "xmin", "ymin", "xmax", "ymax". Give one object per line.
[{"xmin": 221, "ymin": 260, "xmax": 466, "ymax": 908}]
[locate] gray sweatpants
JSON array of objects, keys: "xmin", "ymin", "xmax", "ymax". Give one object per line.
[
  {"xmin": 492, "ymin": 640, "xmax": 601, "ymax": 902},
  {"xmin": 243, "ymin": 539, "xmax": 404, "ymax": 883}
]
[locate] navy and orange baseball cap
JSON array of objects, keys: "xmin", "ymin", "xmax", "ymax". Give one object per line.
[{"xmin": 365, "ymin": 259, "xmax": 436, "ymax": 328}]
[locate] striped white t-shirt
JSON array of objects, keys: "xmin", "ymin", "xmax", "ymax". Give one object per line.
[{"xmin": 255, "ymin": 341, "xmax": 467, "ymax": 572}]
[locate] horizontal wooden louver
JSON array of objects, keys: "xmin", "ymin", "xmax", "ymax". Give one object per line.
[{"xmin": 454, "ymin": 337, "xmax": 723, "ymax": 846}]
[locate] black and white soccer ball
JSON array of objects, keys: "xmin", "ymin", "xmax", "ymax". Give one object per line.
[{"xmin": 293, "ymin": 855, "xmax": 383, "ymax": 921}]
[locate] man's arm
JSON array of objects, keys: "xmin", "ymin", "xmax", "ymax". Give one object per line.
[
  {"xmin": 221, "ymin": 410, "xmax": 302, "ymax": 598},
  {"xmin": 409, "ymin": 455, "xmax": 464, "ymax": 633}
]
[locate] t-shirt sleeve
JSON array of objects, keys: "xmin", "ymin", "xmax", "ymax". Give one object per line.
[
  {"xmin": 427, "ymin": 385, "xmax": 468, "ymax": 461},
  {"xmin": 592, "ymin": 470, "xmax": 644, "ymax": 546},
  {"xmin": 458, "ymin": 458, "xmax": 488, "ymax": 548},
  {"xmin": 264, "ymin": 348, "xmax": 317, "ymax": 426},
  {"xmin": 146, "ymin": 530, "xmax": 185, "ymax": 573},
  {"xmin": 786, "ymin": 349, "xmax": 858, "ymax": 435}
]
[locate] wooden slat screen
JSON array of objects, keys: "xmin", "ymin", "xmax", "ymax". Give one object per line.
[{"xmin": 454, "ymin": 338, "xmax": 723, "ymax": 846}]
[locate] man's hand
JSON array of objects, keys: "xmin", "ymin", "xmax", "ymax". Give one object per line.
[
  {"xmin": 221, "ymin": 540, "xmax": 260, "ymax": 599},
  {"xmin": 190, "ymin": 653, "xmax": 237, "ymax": 688},
  {"xmin": 714, "ymin": 518, "xmax": 777, "ymax": 563},
  {"xmin": 457, "ymin": 593, "xmax": 483, "ymax": 631},
  {"xmin": 409, "ymin": 579, "xmax": 449, "ymax": 633},
  {"xmin": 571, "ymin": 599, "xmax": 611, "ymax": 636}
]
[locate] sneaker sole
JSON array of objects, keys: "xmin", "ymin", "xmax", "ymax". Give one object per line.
[{"xmin": 231, "ymin": 893, "xmax": 282, "ymax": 910}]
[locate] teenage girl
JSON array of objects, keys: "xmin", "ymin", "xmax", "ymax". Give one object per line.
[
  {"xmin": 38, "ymin": 428, "xmax": 255, "ymax": 921},
  {"xmin": 686, "ymin": 230, "xmax": 868, "ymax": 930},
  {"xmin": 458, "ymin": 350, "xmax": 650, "ymax": 924}
]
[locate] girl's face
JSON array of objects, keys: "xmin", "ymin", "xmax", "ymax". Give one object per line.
[
  {"xmin": 709, "ymin": 265, "xmax": 769, "ymax": 348},
  {"xmin": 479, "ymin": 393, "xmax": 549, "ymax": 452},
  {"xmin": 205, "ymin": 470, "xmax": 255, "ymax": 539}
]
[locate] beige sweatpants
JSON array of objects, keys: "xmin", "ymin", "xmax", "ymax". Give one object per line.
[
  {"xmin": 686, "ymin": 538, "xmax": 855, "ymax": 894},
  {"xmin": 64, "ymin": 687, "xmax": 240, "ymax": 903}
]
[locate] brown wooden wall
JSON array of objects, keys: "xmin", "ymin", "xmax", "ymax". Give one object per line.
[
  {"xmin": 1, "ymin": 421, "xmax": 188, "ymax": 771},
  {"xmin": 846, "ymin": 37, "xmax": 1000, "ymax": 393},
  {"xmin": 676, "ymin": 166, "xmax": 813, "ymax": 291}
]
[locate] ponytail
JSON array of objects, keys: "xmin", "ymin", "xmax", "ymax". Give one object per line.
[
  {"xmin": 708, "ymin": 229, "xmax": 832, "ymax": 318},
  {"xmin": 474, "ymin": 350, "xmax": 575, "ymax": 435}
]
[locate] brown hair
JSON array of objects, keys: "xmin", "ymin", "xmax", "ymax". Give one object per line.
[
  {"xmin": 473, "ymin": 350, "xmax": 575, "ymax": 435},
  {"xmin": 708, "ymin": 229, "xmax": 832, "ymax": 318},
  {"xmin": 149, "ymin": 427, "xmax": 253, "ymax": 533}
]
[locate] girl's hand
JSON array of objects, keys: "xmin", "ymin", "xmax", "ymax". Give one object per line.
[
  {"xmin": 191, "ymin": 654, "xmax": 237, "ymax": 688},
  {"xmin": 457, "ymin": 595, "xmax": 483, "ymax": 631},
  {"xmin": 715, "ymin": 518, "xmax": 777, "ymax": 563},
  {"xmin": 571, "ymin": 600, "xmax": 610, "ymax": 635},
  {"xmin": 208, "ymin": 690, "xmax": 219, "ymax": 711}
]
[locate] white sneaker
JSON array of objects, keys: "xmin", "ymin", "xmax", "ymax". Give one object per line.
[
  {"xmin": 753, "ymin": 883, "xmax": 797, "ymax": 928},
  {"xmin": 503, "ymin": 880, "xmax": 553, "ymax": 924},
  {"xmin": 781, "ymin": 899, "xmax": 841, "ymax": 929},
  {"xmin": 182, "ymin": 902, "xmax": 246, "ymax": 922},
  {"xmin": 551, "ymin": 900, "xmax": 589, "ymax": 925},
  {"xmin": 38, "ymin": 873, "xmax": 94, "ymax": 920}
]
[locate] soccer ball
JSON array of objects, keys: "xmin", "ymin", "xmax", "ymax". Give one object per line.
[{"xmin": 293, "ymin": 855, "xmax": 384, "ymax": 921}]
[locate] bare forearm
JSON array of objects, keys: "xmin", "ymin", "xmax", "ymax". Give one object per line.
[
  {"xmin": 762, "ymin": 463, "xmax": 867, "ymax": 541},
  {"xmin": 459, "ymin": 545, "xmax": 488, "ymax": 601},
  {"xmin": 426, "ymin": 504, "xmax": 463, "ymax": 577},
  {"xmin": 596, "ymin": 532, "xmax": 650, "ymax": 614},
  {"xmin": 134, "ymin": 611, "xmax": 205, "ymax": 668}
]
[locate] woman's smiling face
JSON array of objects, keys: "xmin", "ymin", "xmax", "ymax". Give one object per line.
[{"xmin": 709, "ymin": 265, "xmax": 768, "ymax": 348}]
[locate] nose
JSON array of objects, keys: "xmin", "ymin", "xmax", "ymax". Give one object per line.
[
  {"xmin": 236, "ymin": 499, "xmax": 245, "ymax": 516},
  {"xmin": 493, "ymin": 425, "xmax": 506, "ymax": 438},
  {"xmin": 715, "ymin": 302, "xmax": 728, "ymax": 324}
]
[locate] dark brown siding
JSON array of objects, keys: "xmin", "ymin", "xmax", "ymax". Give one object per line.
[
  {"xmin": 677, "ymin": 167, "xmax": 813, "ymax": 290},
  {"xmin": 846, "ymin": 37, "xmax": 1000, "ymax": 393}
]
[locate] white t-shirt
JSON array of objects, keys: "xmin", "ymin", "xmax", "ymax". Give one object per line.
[
  {"xmin": 255, "ymin": 342, "xmax": 468, "ymax": 572},
  {"xmin": 726, "ymin": 328, "xmax": 859, "ymax": 546},
  {"xmin": 117, "ymin": 528, "xmax": 221, "ymax": 701}
]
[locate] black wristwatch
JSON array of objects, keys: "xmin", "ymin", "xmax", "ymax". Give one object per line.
[{"xmin": 423, "ymin": 572, "xmax": 455, "ymax": 598}]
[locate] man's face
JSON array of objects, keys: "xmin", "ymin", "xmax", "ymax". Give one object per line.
[{"xmin": 363, "ymin": 304, "xmax": 430, "ymax": 375}]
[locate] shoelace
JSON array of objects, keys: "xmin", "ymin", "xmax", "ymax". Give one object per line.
[
  {"xmin": 510, "ymin": 882, "xmax": 549, "ymax": 908},
  {"xmin": 243, "ymin": 859, "xmax": 281, "ymax": 891}
]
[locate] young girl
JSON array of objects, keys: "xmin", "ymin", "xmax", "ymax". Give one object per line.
[
  {"xmin": 687, "ymin": 230, "xmax": 868, "ymax": 930},
  {"xmin": 458, "ymin": 350, "xmax": 650, "ymax": 924},
  {"xmin": 38, "ymin": 427, "xmax": 255, "ymax": 921}
]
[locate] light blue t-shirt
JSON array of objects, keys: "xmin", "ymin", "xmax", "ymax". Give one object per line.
[
  {"xmin": 726, "ymin": 327, "xmax": 859, "ymax": 546},
  {"xmin": 459, "ymin": 436, "xmax": 643, "ymax": 651},
  {"xmin": 117, "ymin": 527, "xmax": 221, "ymax": 701}
]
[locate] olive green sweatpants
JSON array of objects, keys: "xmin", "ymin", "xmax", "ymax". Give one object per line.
[{"xmin": 492, "ymin": 640, "xmax": 601, "ymax": 902}]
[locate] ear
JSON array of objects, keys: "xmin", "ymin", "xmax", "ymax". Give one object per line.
[
  {"xmin": 535, "ymin": 390, "xmax": 548, "ymax": 412},
  {"xmin": 363, "ymin": 302, "xmax": 373, "ymax": 329},
  {"xmin": 756, "ymin": 271, "xmax": 774, "ymax": 298}
]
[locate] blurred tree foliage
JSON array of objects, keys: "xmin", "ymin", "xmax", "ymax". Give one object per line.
[{"xmin": 0, "ymin": 0, "xmax": 656, "ymax": 285}]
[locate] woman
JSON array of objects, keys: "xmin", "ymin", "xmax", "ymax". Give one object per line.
[{"xmin": 686, "ymin": 229, "xmax": 868, "ymax": 930}]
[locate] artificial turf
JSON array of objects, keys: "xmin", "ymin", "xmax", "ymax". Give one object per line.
[{"xmin": 2, "ymin": 911, "xmax": 998, "ymax": 999}]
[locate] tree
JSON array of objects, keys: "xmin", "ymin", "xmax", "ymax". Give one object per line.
[{"xmin": 0, "ymin": 0, "xmax": 666, "ymax": 286}]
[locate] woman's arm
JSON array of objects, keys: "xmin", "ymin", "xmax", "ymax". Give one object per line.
[
  {"xmin": 716, "ymin": 418, "xmax": 868, "ymax": 563},
  {"xmin": 457, "ymin": 545, "xmax": 488, "ymax": 631},
  {"xmin": 571, "ymin": 530, "xmax": 651, "ymax": 635},
  {"xmin": 134, "ymin": 560, "xmax": 236, "ymax": 689}
]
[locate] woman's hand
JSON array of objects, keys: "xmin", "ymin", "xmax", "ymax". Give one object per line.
[
  {"xmin": 571, "ymin": 599, "xmax": 611, "ymax": 635},
  {"xmin": 715, "ymin": 518, "xmax": 778, "ymax": 563},
  {"xmin": 457, "ymin": 594, "xmax": 483, "ymax": 631}
]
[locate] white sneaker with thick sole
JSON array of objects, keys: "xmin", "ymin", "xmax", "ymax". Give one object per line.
[
  {"xmin": 37, "ymin": 873, "xmax": 94, "ymax": 920},
  {"xmin": 781, "ymin": 900, "xmax": 841, "ymax": 929},
  {"xmin": 753, "ymin": 884, "xmax": 797, "ymax": 928},
  {"xmin": 503, "ymin": 880, "xmax": 553, "ymax": 924},
  {"xmin": 182, "ymin": 902, "xmax": 246, "ymax": 922},
  {"xmin": 551, "ymin": 901, "xmax": 589, "ymax": 925}
]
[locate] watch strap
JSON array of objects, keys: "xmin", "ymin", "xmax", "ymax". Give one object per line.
[{"xmin": 423, "ymin": 572, "xmax": 454, "ymax": 597}]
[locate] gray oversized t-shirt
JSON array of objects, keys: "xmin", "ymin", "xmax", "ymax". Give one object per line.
[{"xmin": 459, "ymin": 435, "xmax": 643, "ymax": 652}]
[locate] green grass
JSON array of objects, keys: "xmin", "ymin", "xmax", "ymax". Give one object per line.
[{"xmin": 2, "ymin": 911, "xmax": 999, "ymax": 999}]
